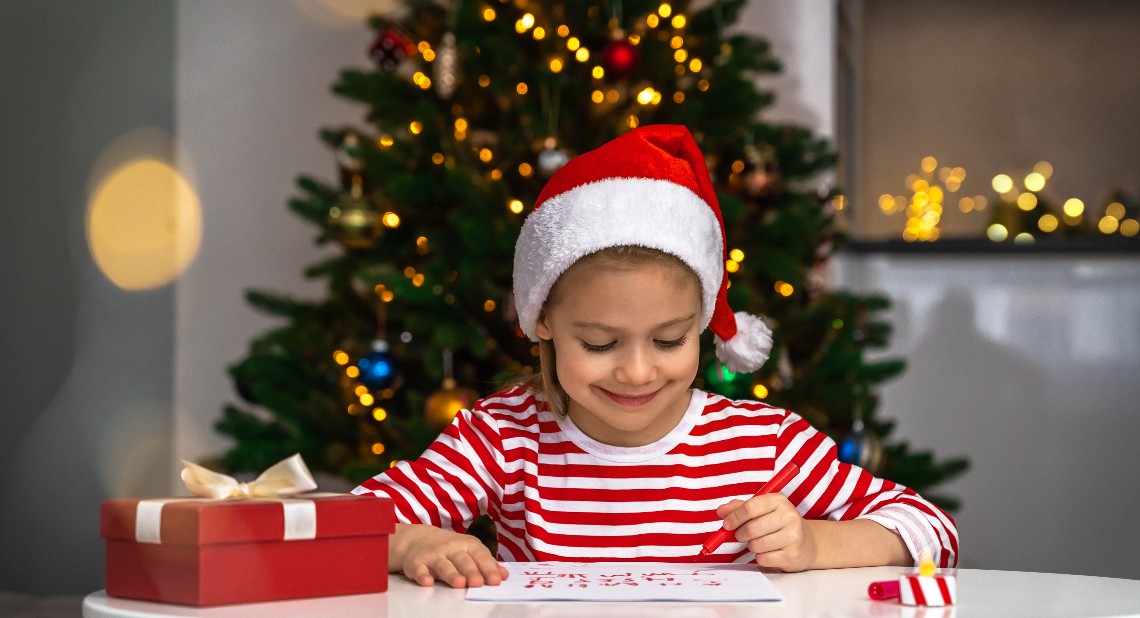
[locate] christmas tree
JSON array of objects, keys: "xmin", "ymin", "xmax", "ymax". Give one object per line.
[{"xmin": 215, "ymin": 0, "xmax": 967, "ymax": 510}]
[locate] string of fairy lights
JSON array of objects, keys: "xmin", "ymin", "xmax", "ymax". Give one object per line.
[{"xmin": 877, "ymin": 157, "xmax": 1139, "ymax": 243}]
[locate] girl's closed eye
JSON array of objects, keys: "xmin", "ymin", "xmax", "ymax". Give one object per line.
[
  {"xmin": 580, "ymin": 336, "xmax": 688, "ymax": 352},
  {"xmin": 580, "ymin": 340, "xmax": 616, "ymax": 353},
  {"xmin": 655, "ymin": 335, "xmax": 688, "ymax": 349}
]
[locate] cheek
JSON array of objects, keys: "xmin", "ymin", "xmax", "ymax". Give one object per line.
[
  {"xmin": 673, "ymin": 345, "xmax": 701, "ymax": 377},
  {"xmin": 664, "ymin": 334, "xmax": 702, "ymax": 377},
  {"xmin": 554, "ymin": 344, "xmax": 600, "ymax": 380}
]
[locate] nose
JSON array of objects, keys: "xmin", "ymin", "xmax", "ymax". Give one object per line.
[{"xmin": 614, "ymin": 344, "xmax": 657, "ymax": 385}]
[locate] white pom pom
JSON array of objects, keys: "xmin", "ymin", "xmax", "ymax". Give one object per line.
[{"xmin": 713, "ymin": 312, "xmax": 773, "ymax": 373}]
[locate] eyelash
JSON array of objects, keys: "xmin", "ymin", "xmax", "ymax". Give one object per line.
[{"xmin": 579, "ymin": 336, "xmax": 689, "ymax": 353}]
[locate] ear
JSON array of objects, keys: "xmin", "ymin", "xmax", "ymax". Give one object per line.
[{"xmin": 535, "ymin": 309, "xmax": 553, "ymax": 340}]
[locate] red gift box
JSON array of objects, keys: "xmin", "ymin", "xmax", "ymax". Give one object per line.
[{"xmin": 100, "ymin": 493, "xmax": 393, "ymax": 606}]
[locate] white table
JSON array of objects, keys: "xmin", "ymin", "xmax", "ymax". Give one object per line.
[{"xmin": 84, "ymin": 566, "xmax": 1140, "ymax": 618}]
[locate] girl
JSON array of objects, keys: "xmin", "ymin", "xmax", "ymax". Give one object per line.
[{"xmin": 353, "ymin": 125, "xmax": 958, "ymax": 588}]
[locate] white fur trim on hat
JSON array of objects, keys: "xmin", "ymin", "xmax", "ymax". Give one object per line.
[{"xmin": 513, "ymin": 177, "xmax": 723, "ymax": 341}]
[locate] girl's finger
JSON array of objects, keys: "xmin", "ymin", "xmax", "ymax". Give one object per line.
[
  {"xmin": 715, "ymin": 499, "xmax": 744, "ymax": 518},
  {"xmin": 754, "ymin": 547, "xmax": 792, "ymax": 570},
  {"xmin": 448, "ymin": 551, "xmax": 485, "ymax": 587},
  {"xmin": 471, "ymin": 550, "xmax": 505, "ymax": 586},
  {"xmin": 405, "ymin": 561, "xmax": 436, "ymax": 587},
  {"xmin": 429, "ymin": 556, "xmax": 466, "ymax": 588},
  {"xmin": 745, "ymin": 524, "xmax": 794, "ymax": 555}
]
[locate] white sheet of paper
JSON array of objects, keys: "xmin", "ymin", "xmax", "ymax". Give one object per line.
[{"xmin": 466, "ymin": 562, "xmax": 782, "ymax": 602}]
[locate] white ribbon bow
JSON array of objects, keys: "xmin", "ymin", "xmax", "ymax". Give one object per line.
[{"xmin": 181, "ymin": 453, "xmax": 318, "ymax": 500}]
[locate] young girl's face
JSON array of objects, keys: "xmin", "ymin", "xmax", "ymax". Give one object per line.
[{"xmin": 535, "ymin": 259, "xmax": 702, "ymax": 447}]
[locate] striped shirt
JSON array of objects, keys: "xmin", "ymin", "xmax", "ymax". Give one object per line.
[{"xmin": 353, "ymin": 386, "xmax": 959, "ymax": 567}]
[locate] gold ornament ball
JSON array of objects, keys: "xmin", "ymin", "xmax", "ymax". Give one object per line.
[
  {"xmin": 327, "ymin": 194, "xmax": 382, "ymax": 249},
  {"xmin": 424, "ymin": 378, "xmax": 478, "ymax": 429}
]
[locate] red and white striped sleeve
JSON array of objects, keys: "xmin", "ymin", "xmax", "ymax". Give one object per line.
[
  {"xmin": 776, "ymin": 410, "xmax": 960, "ymax": 568},
  {"xmin": 351, "ymin": 402, "xmax": 505, "ymax": 533}
]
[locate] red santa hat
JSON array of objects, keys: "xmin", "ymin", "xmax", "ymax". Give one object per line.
[{"xmin": 513, "ymin": 124, "xmax": 772, "ymax": 373}]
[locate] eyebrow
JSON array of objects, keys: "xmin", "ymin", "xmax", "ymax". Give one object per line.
[{"xmin": 571, "ymin": 313, "xmax": 698, "ymax": 333}]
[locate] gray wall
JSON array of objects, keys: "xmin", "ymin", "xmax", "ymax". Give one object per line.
[
  {"xmin": 172, "ymin": 0, "xmax": 375, "ymax": 480},
  {"xmin": 0, "ymin": 0, "xmax": 176, "ymax": 594},
  {"xmin": 835, "ymin": 253, "xmax": 1140, "ymax": 580}
]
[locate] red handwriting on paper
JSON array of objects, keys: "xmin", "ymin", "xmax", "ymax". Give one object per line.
[
  {"xmin": 642, "ymin": 572, "xmax": 683, "ymax": 586},
  {"xmin": 518, "ymin": 567, "xmax": 731, "ymax": 589},
  {"xmin": 595, "ymin": 572, "xmax": 638, "ymax": 587},
  {"xmin": 523, "ymin": 576, "xmax": 556, "ymax": 589},
  {"xmin": 522, "ymin": 570, "xmax": 589, "ymax": 589}
]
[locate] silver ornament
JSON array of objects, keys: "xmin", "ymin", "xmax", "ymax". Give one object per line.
[
  {"xmin": 434, "ymin": 32, "xmax": 459, "ymax": 99},
  {"xmin": 537, "ymin": 138, "xmax": 570, "ymax": 177}
]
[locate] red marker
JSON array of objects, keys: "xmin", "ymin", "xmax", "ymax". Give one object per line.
[
  {"xmin": 697, "ymin": 462, "xmax": 800, "ymax": 557},
  {"xmin": 868, "ymin": 579, "xmax": 901, "ymax": 600}
]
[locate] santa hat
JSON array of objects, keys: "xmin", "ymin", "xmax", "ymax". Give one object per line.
[{"xmin": 513, "ymin": 124, "xmax": 772, "ymax": 373}]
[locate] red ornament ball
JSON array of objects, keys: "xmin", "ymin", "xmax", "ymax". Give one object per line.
[
  {"xmin": 369, "ymin": 24, "xmax": 415, "ymax": 71},
  {"xmin": 603, "ymin": 39, "xmax": 640, "ymax": 77}
]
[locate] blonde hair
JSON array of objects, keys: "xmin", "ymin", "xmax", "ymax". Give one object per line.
[{"xmin": 522, "ymin": 245, "xmax": 700, "ymax": 416}]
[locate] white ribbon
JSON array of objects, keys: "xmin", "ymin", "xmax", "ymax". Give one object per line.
[
  {"xmin": 181, "ymin": 453, "xmax": 317, "ymax": 500},
  {"xmin": 280, "ymin": 499, "xmax": 318, "ymax": 540},
  {"xmin": 135, "ymin": 500, "xmax": 168, "ymax": 544},
  {"xmin": 134, "ymin": 454, "xmax": 321, "ymax": 544}
]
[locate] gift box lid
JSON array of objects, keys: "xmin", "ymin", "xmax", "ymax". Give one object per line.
[{"xmin": 100, "ymin": 494, "xmax": 393, "ymax": 546}]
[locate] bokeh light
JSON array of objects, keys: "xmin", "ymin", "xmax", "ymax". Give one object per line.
[
  {"xmin": 86, "ymin": 128, "xmax": 201, "ymax": 290},
  {"xmin": 986, "ymin": 223, "xmax": 1009, "ymax": 242},
  {"xmin": 991, "ymin": 174, "xmax": 1014, "ymax": 194}
]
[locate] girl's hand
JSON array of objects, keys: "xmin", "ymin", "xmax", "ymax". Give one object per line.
[
  {"xmin": 395, "ymin": 524, "xmax": 509, "ymax": 588},
  {"xmin": 716, "ymin": 494, "xmax": 817, "ymax": 572}
]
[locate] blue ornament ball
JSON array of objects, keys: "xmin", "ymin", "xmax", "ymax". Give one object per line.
[{"xmin": 357, "ymin": 340, "xmax": 398, "ymax": 390}]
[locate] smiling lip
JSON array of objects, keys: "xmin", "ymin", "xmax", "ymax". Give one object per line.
[{"xmin": 598, "ymin": 387, "xmax": 661, "ymax": 407}]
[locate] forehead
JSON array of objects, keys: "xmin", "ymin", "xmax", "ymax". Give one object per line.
[{"xmin": 549, "ymin": 261, "xmax": 702, "ymax": 326}]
